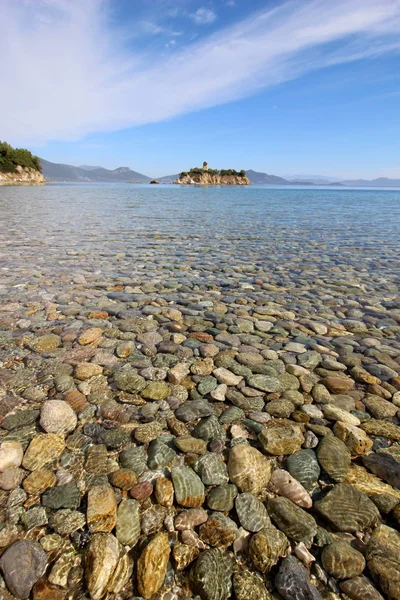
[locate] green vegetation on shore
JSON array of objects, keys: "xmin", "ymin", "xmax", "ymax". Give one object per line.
[
  {"xmin": 180, "ymin": 167, "xmax": 247, "ymax": 177},
  {"xmin": 0, "ymin": 141, "xmax": 42, "ymax": 174}
]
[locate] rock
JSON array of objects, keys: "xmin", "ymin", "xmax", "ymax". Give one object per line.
[
  {"xmin": 40, "ymin": 401, "xmax": 77, "ymax": 434},
  {"xmin": 119, "ymin": 445, "xmax": 147, "ymax": 474},
  {"xmin": 233, "ymin": 570, "xmax": 272, "ymax": 600},
  {"xmin": 323, "ymin": 376, "xmax": 354, "ymax": 393},
  {"xmin": 275, "ymin": 555, "xmax": 323, "ymax": 600},
  {"xmin": 174, "ymin": 435, "xmax": 207, "ymax": 455},
  {"xmin": 0, "ymin": 540, "xmax": 47, "ymax": 599},
  {"xmin": 173, "ymin": 543, "xmax": 200, "ymax": 571},
  {"xmin": 78, "ymin": 328, "xmax": 103, "ymax": 345},
  {"xmin": 49, "ymin": 509, "xmax": 86, "ymax": 536},
  {"xmin": 75, "ymin": 362, "xmax": 103, "ymax": 380},
  {"xmin": 22, "ymin": 434, "xmax": 65, "ymax": 471},
  {"xmin": 333, "ymin": 421, "xmax": 373, "ymax": 455},
  {"xmin": 361, "ymin": 419, "xmax": 400, "ymax": 440},
  {"xmin": 247, "ymin": 374, "xmax": 282, "ymax": 393},
  {"xmin": 286, "ymin": 449, "xmax": 320, "ymax": 491},
  {"xmin": 0, "ymin": 441, "xmax": 23, "ymax": 471},
  {"xmin": 199, "ymin": 513, "xmax": 238, "ymax": 548},
  {"xmin": 363, "ymin": 394, "xmax": 398, "ymax": 419},
  {"xmin": 367, "ymin": 525, "xmax": 400, "ymax": 600},
  {"xmin": 0, "ymin": 467, "xmax": 24, "ymax": 490},
  {"xmin": 321, "ymin": 540, "xmax": 365, "ymax": 579},
  {"xmin": 191, "ymin": 549, "xmax": 233, "ymax": 600},
  {"xmin": 42, "ymin": 483, "xmax": 81, "ymax": 509},
  {"xmin": 147, "ymin": 439, "xmax": 176, "ymax": 469},
  {"xmin": 137, "ymin": 532, "xmax": 171, "ymax": 599},
  {"xmin": 192, "ymin": 415, "xmax": 223, "ymax": 442},
  {"xmin": 249, "ymin": 526, "xmax": 289, "ymax": 573},
  {"xmin": 323, "ymin": 404, "xmax": 360, "ymax": 426},
  {"xmin": 134, "ymin": 421, "xmax": 163, "ymax": 443},
  {"xmin": 85, "ymin": 533, "xmax": 133, "ymax": 600},
  {"xmin": 195, "ymin": 453, "xmax": 229, "ymax": 486},
  {"xmin": 108, "ymin": 468, "xmax": 137, "ymax": 490},
  {"xmin": 345, "ymin": 464, "xmax": 400, "ymax": 502},
  {"xmin": 130, "ymin": 481, "xmax": 153, "ymax": 500},
  {"xmin": 207, "ymin": 484, "xmax": 237, "ymax": 511},
  {"xmin": 228, "ymin": 444, "xmax": 271, "ymax": 494},
  {"xmin": 142, "ymin": 381, "xmax": 170, "ymax": 400},
  {"xmin": 268, "ymin": 497, "xmax": 317, "ymax": 543},
  {"xmin": 340, "ymin": 576, "xmax": 385, "ymax": 600},
  {"xmin": 29, "ymin": 334, "xmax": 61, "ymax": 352},
  {"xmin": 362, "ymin": 452, "xmax": 400, "ymax": 489},
  {"xmin": 114, "ymin": 368, "xmax": 146, "ymax": 393},
  {"xmin": 116, "ymin": 499, "xmax": 140, "ymax": 547},
  {"xmin": 23, "ymin": 468, "xmax": 56, "ymax": 495},
  {"xmin": 258, "ymin": 420, "xmax": 304, "ymax": 455},
  {"xmin": 269, "ymin": 469, "xmax": 312, "ymax": 508},
  {"xmin": 213, "ymin": 368, "xmax": 243, "ymax": 386},
  {"xmin": 315, "ymin": 483, "xmax": 380, "ymax": 532},
  {"xmin": 171, "ymin": 465, "xmax": 205, "ymax": 507},
  {"xmin": 175, "ymin": 508, "xmax": 208, "ymax": 530},
  {"xmin": 317, "ymin": 435, "xmax": 351, "ymax": 482},
  {"xmin": 87, "ymin": 485, "xmax": 117, "ymax": 533},
  {"xmin": 235, "ymin": 492, "xmax": 270, "ymax": 531}
]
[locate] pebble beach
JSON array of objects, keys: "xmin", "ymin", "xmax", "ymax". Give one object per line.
[{"xmin": 0, "ymin": 183, "xmax": 399, "ymax": 600}]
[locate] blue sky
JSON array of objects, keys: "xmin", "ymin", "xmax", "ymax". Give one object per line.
[{"xmin": 1, "ymin": 0, "xmax": 400, "ymax": 178}]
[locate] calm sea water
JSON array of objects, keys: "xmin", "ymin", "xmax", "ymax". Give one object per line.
[{"xmin": 0, "ymin": 183, "xmax": 399, "ymax": 295}]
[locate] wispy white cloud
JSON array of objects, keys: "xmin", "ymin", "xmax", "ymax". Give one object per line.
[
  {"xmin": 190, "ymin": 7, "xmax": 217, "ymax": 25},
  {"xmin": 1, "ymin": 0, "xmax": 400, "ymax": 145}
]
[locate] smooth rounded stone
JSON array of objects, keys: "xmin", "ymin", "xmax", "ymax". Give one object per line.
[
  {"xmin": 0, "ymin": 441, "xmax": 23, "ymax": 471},
  {"xmin": 275, "ymin": 555, "xmax": 323, "ymax": 600},
  {"xmin": 142, "ymin": 381, "xmax": 170, "ymax": 401},
  {"xmin": 173, "ymin": 542, "xmax": 200, "ymax": 571},
  {"xmin": 300, "ymin": 404, "xmax": 323, "ymax": 420},
  {"xmin": 195, "ymin": 453, "xmax": 229, "ymax": 486},
  {"xmin": 42, "ymin": 483, "xmax": 81, "ymax": 509},
  {"xmin": 286, "ymin": 449, "xmax": 320, "ymax": 491},
  {"xmin": 249, "ymin": 525, "xmax": 289, "ymax": 573},
  {"xmin": 190, "ymin": 548, "xmax": 233, "ymax": 600},
  {"xmin": 323, "ymin": 376, "xmax": 355, "ymax": 394},
  {"xmin": 219, "ymin": 405, "xmax": 245, "ymax": 424},
  {"xmin": 40, "ymin": 401, "xmax": 77, "ymax": 434},
  {"xmin": 1, "ymin": 410, "xmax": 39, "ymax": 431},
  {"xmin": 323, "ymin": 404, "xmax": 360, "ymax": 426},
  {"xmin": 269, "ymin": 469, "xmax": 312, "ymax": 508},
  {"xmin": 85, "ymin": 533, "xmax": 133, "ymax": 600},
  {"xmin": 235, "ymin": 492, "xmax": 270, "ymax": 532},
  {"xmin": 137, "ymin": 532, "xmax": 170, "ymax": 599},
  {"xmin": 210, "ymin": 383, "xmax": 228, "ymax": 401},
  {"xmin": 363, "ymin": 394, "xmax": 398, "ymax": 419},
  {"xmin": 315, "ymin": 483, "xmax": 380, "ymax": 532},
  {"xmin": 321, "ymin": 541, "xmax": 366, "ymax": 579},
  {"xmin": 175, "ymin": 400, "xmax": 213, "ymax": 423},
  {"xmin": 247, "ymin": 374, "xmax": 282, "ymax": 393},
  {"xmin": 268, "ymin": 497, "xmax": 317, "ymax": 543},
  {"xmin": 87, "ymin": 485, "xmax": 117, "ymax": 533},
  {"xmin": 119, "ymin": 446, "xmax": 147, "ymax": 474},
  {"xmin": 147, "ymin": 439, "xmax": 177, "ymax": 469},
  {"xmin": 207, "ymin": 484, "xmax": 237, "ymax": 511},
  {"xmin": 199, "ymin": 513, "xmax": 238, "ymax": 548},
  {"xmin": 228, "ymin": 444, "xmax": 271, "ymax": 494},
  {"xmin": 0, "ymin": 540, "xmax": 48, "ymax": 599},
  {"xmin": 23, "ymin": 468, "xmax": 56, "ymax": 495},
  {"xmin": 366, "ymin": 525, "xmax": 400, "ymax": 600},
  {"xmin": 0, "ymin": 467, "xmax": 24, "ymax": 490},
  {"xmin": 258, "ymin": 420, "xmax": 304, "ymax": 455},
  {"xmin": 175, "ymin": 507, "xmax": 208, "ymax": 531},
  {"xmin": 116, "ymin": 498, "xmax": 140, "ymax": 547},
  {"xmin": 134, "ymin": 421, "xmax": 163, "ymax": 443},
  {"xmin": 192, "ymin": 415, "xmax": 223, "ymax": 442},
  {"xmin": 340, "ymin": 576, "xmax": 385, "ymax": 600},
  {"xmin": 155, "ymin": 477, "xmax": 174, "ymax": 506},
  {"xmin": 75, "ymin": 362, "xmax": 103, "ymax": 380},
  {"xmin": 171, "ymin": 465, "xmax": 205, "ymax": 508},
  {"xmin": 233, "ymin": 570, "xmax": 272, "ymax": 600},
  {"xmin": 225, "ymin": 388, "xmax": 265, "ymax": 412},
  {"xmin": 108, "ymin": 468, "xmax": 138, "ymax": 490},
  {"xmin": 174, "ymin": 435, "xmax": 207, "ymax": 455},
  {"xmin": 333, "ymin": 421, "xmax": 373, "ymax": 455},
  {"xmin": 29, "ymin": 333, "xmax": 61, "ymax": 352},
  {"xmin": 130, "ymin": 480, "xmax": 153, "ymax": 500},
  {"xmin": 317, "ymin": 435, "xmax": 351, "ymax": 482},
  {"xmin": 24, "ymin": 505, "xmax": 49, "ymax": 530},
  {"xmin": 361, "ymin": 419, "xmax": 400, "ymax": 441},
  {"xmin": 265, "ymin": 398, "xmax": 295, "ymax": 418},
  {"xmin": 49, "ymin": 509, "xmax": 86, "ymax": 536},
  {"xmin": 197, "ymin": 376, "xmax": 218, "ymax": 396},
  {"xmin": 22, "ymin": 434, "xmax": 65, "ymax": 471},
  {"xmin": 212, "ymin": 367, "xmax": 243, "ymax": 386},
  {"xmin": 362, "ymin": 452, "xmax": 400, "ymax": 489},
  {"xmin": 114, "ymin": 367, "xmax": 146, "ymax": 393},
  {"xmin": 78, "ymin": 327, "xmax": 103, "ymax": 345}
]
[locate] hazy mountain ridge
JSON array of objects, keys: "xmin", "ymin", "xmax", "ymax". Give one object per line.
[{"xmin": 40, "ymin": 159, "xmax": 400, "ymax": 187}]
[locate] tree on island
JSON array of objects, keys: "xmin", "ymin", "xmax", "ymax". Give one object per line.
[{"xmin": 0, "ymin": 141, "xmax": 42, "ymax": 174}]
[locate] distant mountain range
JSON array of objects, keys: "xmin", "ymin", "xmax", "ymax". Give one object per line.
[{"xmin": 39, "ymin": 159, "xmax": 400, "ymax": 187}]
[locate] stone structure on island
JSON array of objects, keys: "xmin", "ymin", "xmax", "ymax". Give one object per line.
[{"xmin": 174, "ymin": 162, "xmax": 250, "ymax": 185}]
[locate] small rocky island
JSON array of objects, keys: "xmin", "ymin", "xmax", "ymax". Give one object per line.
[
  {"xmin": 0, "ymin": 141, "xmax": 45, "ymax": 185},
  {"xmin": 174, "ymin": 162, "xmax": 250, "ymax": 185}
]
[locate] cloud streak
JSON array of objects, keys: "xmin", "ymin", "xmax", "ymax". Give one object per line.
[{"xmin": 1, "ymin": 0, "xmax": 400, "ymax": 144}]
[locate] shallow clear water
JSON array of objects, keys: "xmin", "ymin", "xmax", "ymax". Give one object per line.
[{"xmin": 0, "ymin": 184, "xmax": 399, "ymax": 300}]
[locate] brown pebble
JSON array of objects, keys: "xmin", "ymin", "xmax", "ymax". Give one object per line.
[{"xmin": 130, "ymin": 481, "xmax": 153, "ymax": 500}]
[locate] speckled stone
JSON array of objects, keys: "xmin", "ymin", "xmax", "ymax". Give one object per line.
[
  {"xmin": 22, "ymin": 434, "xmax": 65, "ymax": 471},
  {"xmin": 40, "ymin": 401, "xmax": 78, "ymax": 434},
  {"xmin": 258, "ymin": 420, "xmax": 304, "ymax": 455},
  {"xmin": 199, "ymin": 513, "xmax": 238, "ymax": 548},
  {"xmin": 87, "ymin": 485, "xmax": 117, "ymax": 533},
  {"xmin": 85, "ymin": 533, "xmax": 133, "ymax": 600},
  {"xmin": 249, "ymin": 526, "xmax": 289, "ymax": 573}
]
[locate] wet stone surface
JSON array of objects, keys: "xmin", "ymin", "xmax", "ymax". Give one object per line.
[{"xmin": 0, "ymin": 184, "xmax": 399, "ymax": 598}]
